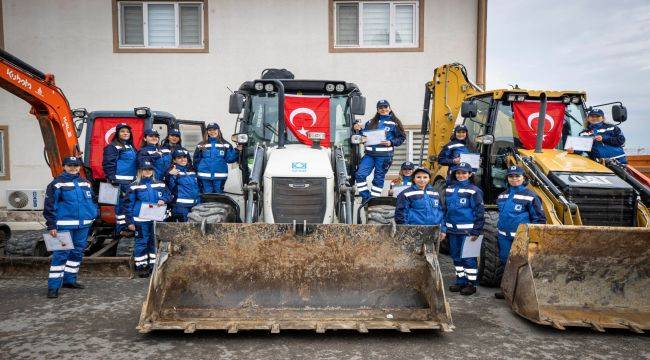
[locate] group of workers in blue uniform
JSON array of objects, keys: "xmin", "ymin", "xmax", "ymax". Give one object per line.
[
  {"xmin": 356, "ymin": 104, "xmax": 623, "ymax": 297},
  {"xmin": 43, "ymin": 121, "xmax": 239, "ymax": 297}
]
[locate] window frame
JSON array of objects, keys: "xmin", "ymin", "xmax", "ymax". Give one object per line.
[
  {"xmin": 0, "ymin": 125, "xmax": 10, "ymax": 180},
  {"xmin": 329, "ymin": 0, "xmax": 424, "ymax": 53},
  {"xmin": 112, "ymin": 0, "xmax": 209, "ymax": 53}
]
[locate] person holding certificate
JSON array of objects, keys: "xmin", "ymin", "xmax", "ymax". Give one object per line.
[
  {"xmin": 567, "ymin": 108, "xmax": 627, "ymax": 164},
  {"xmin": 122, "ymin": 160, "xmax": 171, "ymax": 278},
  {"xmin": 441, "ymin": 162, "xmax": 484, "ymax": 296},
  {"xmin": 43, "ymin": 156, "xmax": 99, "ymax": 298},
  {"xmin": 388, "ymin": 161, "xmax": 415, "ymax": 196},
  {"xmin": 437, "ymin": 124, "xmax": 478, "ymax": 176},
  {"xmin": 353, "ymin": 100, "xmax": 406, "ymax": 201},
  {"xmin": 494, "ymin": 166, "xmax": 546, "ymax": 299}
]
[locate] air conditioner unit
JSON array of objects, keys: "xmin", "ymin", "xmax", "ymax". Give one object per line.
[{"xmin": 6, "ymin": 189, "xmax": 46, "ymax": 210}]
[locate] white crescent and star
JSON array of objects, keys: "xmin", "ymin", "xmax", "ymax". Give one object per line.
[
  {"xmin": 526, "ymin": 112, "xmax": 555, "ymax": 139},
  {"xmin": 104, "ymin": 127, "xmax": 116, "ymax": 144},
  {"xmin": 289, "ymin": 107, "xmax": 317, "ymax": 136}
]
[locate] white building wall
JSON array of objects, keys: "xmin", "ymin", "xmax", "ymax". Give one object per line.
[{"xmin": 0, "ymin": 0, "xmax": 477, "ymax": 204}]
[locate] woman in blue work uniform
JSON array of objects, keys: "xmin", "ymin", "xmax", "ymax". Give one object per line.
[
  {"xmin": 394, "ymin": 167, "xmax": 445, "ymax": 229},
  {"xmin": 137, "ymin": 129, "xmax": 167, "ymax": 181},
  {"xmin": 441, "ymin": 162, "xmax": 485, "ymax": 296},
  {"xmin": 161, "ymin": 128, "xmax": 191, "ymax": 168},
  {"xmin": 567, "ymin": 108, "xmax": 627, "ymax": 164},
  {"xmin": 102, "ymin": 123, "xmax": 137, "ymax": 234},
  {"xmin": 353, "ymin": 100, "xmax": 406, "ymax": 201},
  {"xmin": 123, "ymin": 161, "xmax": 171, "ymax": 278},
  {"xmin": 166, "ymin": 149, "xmax": 200, "ymax": 222},
  {"xmin": 494, "ymin": 165, "xmax": 546, "ymax": 299},
  {"xmin": 193, "ymin": 123, "xmax": 240, "ymax": 194},
  {"xmin": 43, "ymin": 156, "xmax": 98, "ymax": 298},
  {"xmin": 388, "ymin": 161, "xmax": 415, "ymax": 197}
]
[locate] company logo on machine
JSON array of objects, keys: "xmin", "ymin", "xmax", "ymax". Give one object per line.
[
  {"xmin": 569, "ymin": 174, "xmax": 612, "ymax": 185},
  {"xmin": 291, "ymin": 162, "xmax": 307, "ymax": 172}
]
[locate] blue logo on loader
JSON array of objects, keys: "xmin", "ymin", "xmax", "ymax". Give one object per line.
[{"xmin": 291, "ymin": 162, "xmax": 307, "ymax": 172}]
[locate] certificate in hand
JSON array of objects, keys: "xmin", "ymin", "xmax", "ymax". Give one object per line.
[
  {"xmin": 98, "ymin": 182, "xmax": 120, "ymax": 205},
  {"xmin": 459, "ymin": 153, "xmax": 480, "ymax": 169},
  {"xmin": 139, "ymin": 203, "xmax": 168, "ymax": 221},
  {"xmin": 363, "ymin": 129, "xmax": 387, "ymax": 146},
  {"xmin": 43, "ymin": 231, "xmax": 73, "ymax": 251},
  {"xmin": 461, "ymin": 235, "xmax": 483, "ymax": 258},
  {"xmin": 564, "ymin": 136, "xmax": 593, "ymax": 152}
]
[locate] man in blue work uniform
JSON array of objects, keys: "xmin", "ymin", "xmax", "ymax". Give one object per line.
[
  {"xmin": 441, "ymin": 162, "xmax": 485, "ymax": 296},
  {"xmin": 569, "ymin": 108, "xmax": 627, "ymax": 164},
  {"xmin": 494, "ymin": 165, "xmax": 546, "ymax": 299},
  {"xmin": 43, "ymin": 156, "xmax": 99, "ymax": 298},
  {"xmin": 353, "ymin": 100, "xmax": 406, "ymax": 201}
]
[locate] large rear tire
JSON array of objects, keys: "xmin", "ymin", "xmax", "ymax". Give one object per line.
[
  {"xmin": 115, "ymin": 237, "xmax": 135, "ymax": 257},
  {"xmin": 365, "ymin": 204, "xmax": 395, "ymax": 225},
  {"xmin": 188, "ymin": 202, "xmax": 237, "ymax": 224},
  {"xmin": 4, "ymin": 230, "xmax": 45, "ymax": 256},
  {"xmin": 478, "ymin": 211, "xmax": 500, "ymax": 287}
]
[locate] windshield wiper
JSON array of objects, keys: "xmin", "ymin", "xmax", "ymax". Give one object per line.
[
  {"xmin": 264, "ymin": 122, "xmax": 278, "ymax": 135},
  {"xmin": 564, "ymin": 110, "xmax": 583, "ymax": 127}
]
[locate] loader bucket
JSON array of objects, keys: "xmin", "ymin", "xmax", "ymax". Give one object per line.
[
  {"xmin": 501, "ymin": 224, "xmax": 650, "ymax": 333},
  {"xmin": 137, "ymin": 222, "xmax": 452, "ymax": 333}
]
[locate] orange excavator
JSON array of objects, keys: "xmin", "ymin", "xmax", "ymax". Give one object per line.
[{"xmin": 0, "ymin": 49, "xmax": 205, "ymax": 276}]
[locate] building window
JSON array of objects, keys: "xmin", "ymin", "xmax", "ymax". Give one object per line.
[
  {"xmin": 0, "ymin": 126, "xmax": 10, "ymax": 180},
  {"xmin": 113, "ymin": 0, "xmax": 208, "ymax": 53},
  {"xmin": 331, "ymin": 1, "xmax": 422, "ymax": 52}
]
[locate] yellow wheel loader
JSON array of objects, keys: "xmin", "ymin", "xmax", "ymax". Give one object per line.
[
  {"xmin": 137, "ymin": 72, "xmax": 453, "ymax": 333},
  {"xmin": 419, "ymin": 63, "xmax": 650, "ymax": 332}
]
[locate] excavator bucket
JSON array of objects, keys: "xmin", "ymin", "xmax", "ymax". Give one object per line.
[
  {"xmin": 501, "ymin": 224, "xmax": 650, "ymax": 333},
  {"xmin": 137, "ymin": 222, "xmax": 453, "ymax": 333}
]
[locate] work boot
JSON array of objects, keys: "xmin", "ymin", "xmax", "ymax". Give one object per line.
[
  {"xmin": 62, "ymin": 282, "xmax": 85, "ymax": 289},
  {"xmin": 494, "ymin": 291, "xmax": 505, "ymax": 299},
  {"xmin": 47, "ymin": 288, "xmax": 59, "ymax": 298},
  {"xmin": 137, "ymin": 268, "xmax": 150, "ymax": 278},
  {"xmin": 460, "ymin": 284, "xmax": 477, "ymax": 296},
  {"xmin": 448, "ymin": 284, "xmax": 462, "ymax": 292}
]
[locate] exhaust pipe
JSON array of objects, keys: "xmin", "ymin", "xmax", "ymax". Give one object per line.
[{"xmin": 535, "ymin": 93, "xmax": 547, "ymax": 153}]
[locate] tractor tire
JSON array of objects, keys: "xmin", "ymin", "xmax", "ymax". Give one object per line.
[
  {"xmin": 115, "ymin": 237, "xmax": 135, "ymax": 257},
  {"xmin": 478, "ymin": 211, "xmax": 500, "ymax": 287},
  {"xmin": 5, "ymin": 230, "xmax": 43, "ymax": 256},
  {"xmin": 433, "ymin": 178, "xmax": 449, "ymax": 254},
  {"xmin": 188, "ymin": 202, "xmax": 237, "ymax": 224},
  {"xmin": 365, "ymin": 204, "xmax": 395, "ymax": 225}
]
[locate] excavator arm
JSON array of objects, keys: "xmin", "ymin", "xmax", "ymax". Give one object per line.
[
  {"xmin": 0, "ymin": 49, "xmax": 81, "ymax": 177},
  {"xmin": 420, "ymin": 64, "xmax": 481, "ymax": 171}
]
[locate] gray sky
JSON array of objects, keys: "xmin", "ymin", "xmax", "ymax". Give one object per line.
[{"xmin": 487, "ymin": 0, "xmax": 650, "ymax": 149}]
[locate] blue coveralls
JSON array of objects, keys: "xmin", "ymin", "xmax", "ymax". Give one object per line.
[
  {"xmin": 166, "ymin": 165, "xmax": 200, "ymax": 222},
  {"xmin": 355, "ymin": 115, "xmax": 406, "ymax": 200},
  {"xmin": 438, "ymin": 137, "xmax": 477, "ymax": 181},
  {"xmin": 578, "ymin": 122, "xmax": 627, "ymax": 164},
  {"xmin": 161, "ymin": 141, "xmax": 191, "ymax": 167},
  {"xmin": 496, "ymin": 184, "xmax": 546, "ymax": 266},
  {"xmin": 102, "ymin": 141, "xmax": 137, "ymax": 232},
  {"xmin": 43, "ymin": 173, "xmax": 98, "ymax": 290},
  {"xmin": 394, "ymin": 184, "xmax": 445, "ymax": 227},
  {"xmin": 193, "ymin": 137, "xmax": 239, "ymax": 194},
  {"xmin": 444, "ymin": 180, "xmax": 485, "ymax": 286},
  {"xmin": 137, "ymin": 144, "xmax": 168, "ymax": 181},
  {"xmin": 122, "ymin": 178, "xmax": 171, "ymax": 271}
]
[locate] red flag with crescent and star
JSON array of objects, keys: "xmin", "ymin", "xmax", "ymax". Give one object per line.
[
  {"xmin": 513, "ymin": 101, "xmax": 566, "ymax": 150},
  {"xmin": 284, "ymin": 95, "xmax": 331, "ymax": 147}
]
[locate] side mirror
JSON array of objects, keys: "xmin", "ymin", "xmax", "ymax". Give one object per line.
[
  {"xmin": 476, "ymin": 134, "xmax": 494, "ymax": 145},
  {"xmin": 461, "ymin": 101, "xmax": 477, "ymax": 118},
  {"xmin": 612, "ymin": 104, "xmax": 627, "ymax": 122},
  {"xmin": 229, "ymin": 93, "xmax": 245, "ymax": 114},
  {"xmin": 350, "ymin": 95, "xmax": 366, "ymax": 115}
]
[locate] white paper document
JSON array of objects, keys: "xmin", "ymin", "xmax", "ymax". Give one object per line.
[
  {"xmin": 98, "ymin": 182, "xmax": 120, "ymax": 205},
  {"xmin": 564, "ymin": 136, "xmax": 594, "ymax": 152},
  {"xmin": 459, "ymin": 153, "xmax": 481, "ymax": 169},
  {"xmin": 43, "ymin": 231, "xmax": 73, "ymax": 252},
  {"xmin": 392, "ymin": 185, "xmax": 410, "ymax": 197},
  {"xmin": 461, "ymin": 235, "xmax": 483, "ymax": 258},
  {"xmin": 139, "ymin": 203, "xmax": 167, "ymax": 221},
  {"xmin": 363, "ymin": 129, "xmax": 387, "ymax": 146}
]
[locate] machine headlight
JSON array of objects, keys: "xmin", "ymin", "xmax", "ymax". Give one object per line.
[
  {"xmin": 307, "ymin": 132, "xmax": 326, "ymax": 140},
  {"xmin": 507, "ymin": 94, "xmax": 516, "ymax": 102},
  {"xmin": 254, "ymin": 82, "xmax": 264, "ymax": 91},
  {"xmin": 516, "ymin": 95, "xmax": 526, "ymax": 101},
  {"xmin": 350, "ymin": 134, "xmax": 363, "ymax": 144},
  {"xmin": 571, "ymin": 96, "xmax": 580, "ymax": 104},
  {"xmin": 325, "ymin": 83, "xmax": 335, "ymax": 92},
  {"xmin": 264, "ymin": 83, "xmax": 274, "ymax": 92},
  {"xmin": 231, "ymin": 133, "xmax": 249, "ymax": 144},
  {"xmin": 134, "ymin": 107, "xmax": 150, "ymax": 117},
  {"xmin": 72, "ymin": 108, "xmax": 87, "ymax": 118},
  {"xmin": 335, "ymin": 84, "xmax": 345, "ymax": 92}
]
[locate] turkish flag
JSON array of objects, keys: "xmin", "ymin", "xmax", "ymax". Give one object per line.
[
  {"xmin": 513, "ymin": 101, "xmax": 566, "ymax": 150},
  {"xmin": 284, "ymin": 95, "xmax": 330, "ymax": 147},
  {"xmin": 89, "ymin": 117, "xmax": 145, "ymax": 180}
]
